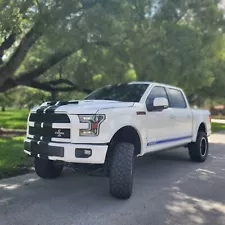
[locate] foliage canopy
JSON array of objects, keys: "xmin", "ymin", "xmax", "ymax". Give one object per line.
[{"xmin": 0, "ymin": 0, "xmax": 225, "ymax": 105}]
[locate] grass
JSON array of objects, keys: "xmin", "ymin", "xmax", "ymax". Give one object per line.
[
  {"xmin": 0, "ymin": 108, "xmax": 29, "ymax": 129},
  {"xmin": 211, "ymin": 122, "xmax": 225, "ymax": 133},
  {"xmin": 0, "ymin": 136, "xmax": 33, "ymax": 179}
]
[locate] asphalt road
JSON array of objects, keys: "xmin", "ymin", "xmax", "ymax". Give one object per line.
[{"xmin": 1, "ymin": 133, "xmax": 225, "ymax": 225}]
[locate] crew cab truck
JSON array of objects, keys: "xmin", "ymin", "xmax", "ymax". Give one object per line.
[{"xmin": 24, "ymin": 82, "xmax": 211, "ymax": 199}]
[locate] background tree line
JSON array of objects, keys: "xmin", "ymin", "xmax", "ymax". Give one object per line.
[{"xmin": 0, "ymin": 0, "xmax": 225, "ymax": 110}]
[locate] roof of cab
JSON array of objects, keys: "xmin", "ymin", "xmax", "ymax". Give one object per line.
[
  {"xmin": 129, "ymin": 81, "xmax": 152, "ymax": 85},
  {"xmin": 129, "ymin": 81, "xmax": 183, "ymax": 91}
]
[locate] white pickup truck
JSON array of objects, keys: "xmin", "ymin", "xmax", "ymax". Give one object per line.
[{"xmin": 24, "ymin": 82, "xmax": 211, "ymax": 199}]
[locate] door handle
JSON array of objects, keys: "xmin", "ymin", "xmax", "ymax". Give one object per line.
[{"xmin": 170, "ymin": 114, "xmax": 176, "ymax": 119}]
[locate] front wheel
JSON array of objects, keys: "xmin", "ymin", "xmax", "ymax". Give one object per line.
[
  {"xmin": 34, "ymin": 157, "xmax": 64, "ymax": 179},
  {"xmin": 109, "ymin": 142, "xmax": 135, "ymax": 199},
  {"xmin": 188, "ymin": 131, "xmax": 209, "ymax": 162}
]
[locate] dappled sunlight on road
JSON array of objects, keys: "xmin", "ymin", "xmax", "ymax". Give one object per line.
[
  {"xmin": 166, "ymin": 189, "xmax": 225, "ymax": 225},
  {"xmin": 3, "ymin": 184, "xmax": 20, "ymax": 190},
  {"xmin": 164, "ymin": 137, "xmax": 225, "ymax": 225},
  {"xmin": 166, "ymin": 191, "xmax": 225, "ymax": 224},
  {"xmin": 0, "ymin": 174, "xmax": 40, "ymax": 207},
  {"xmin": 0, "ymin": 175, "xmax": 39, "ymax": 191},
  {"xmin": 0, "ymin": 197, "xmax": 12, "ymax": 206}
]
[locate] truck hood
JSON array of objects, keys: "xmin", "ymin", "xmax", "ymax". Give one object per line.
[{"xmin": 33, "ymin": 100, "xmax": 134, "ymax": 114}]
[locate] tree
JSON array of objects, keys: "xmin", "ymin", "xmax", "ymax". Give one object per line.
[
  {"xmin": 0, "ymin": 93, "xmax": 11, "ymax": 111},
  {"xmin": 0, "ymin": 0, "xmax": 110, "ymax": 93},
  {"xmin": 0, "ymin": 0, "xmax": 224, "ymax": 106}
]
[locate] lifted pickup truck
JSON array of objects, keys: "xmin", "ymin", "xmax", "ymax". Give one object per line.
[{"xmin": 24, "ymin": 82, "xmax": 211, "ymax": 199}]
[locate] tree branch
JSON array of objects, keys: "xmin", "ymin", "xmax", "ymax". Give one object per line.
[
  {"xmin": 15, "ymin": 48, "xmax": 77, "ymax": 84},
  {"xmin": 0, "ymin": 1, "xmax": 37, "ymax": 66},
  {"xmin": 79, "ymin": 0, "xmax": 105, "ymax": 11},
  {"xmin": 0, "ymin": 33, "xmax": 16, "ymax": 64},
  {"xmin": 35, "ymin": 0, "xmax": 43, "ymax": 14},
  {"xmin": 0, "ymin": 37, "xmax": 113, "ymax": 93},
  {"xmin": 27, "ymin": 80, "xmax": 92, "ymax": 93},
  {"xmin": 14, "ymin": 38, "xmax": 110, "ymax": 85},
  {"xmin": 0, "ymin": 21, "xmax": 42, "ymax": 84},
  {"xmin": 0, "ymin": 0, "xmax": 108, "ymax": 93},
  {"xmin": 93, "ymin": 40, "xmax": 112, "ymax": 47},
  {"xmin": 42, "ymin": 79, "xmax": 75, "ymax": 87}
]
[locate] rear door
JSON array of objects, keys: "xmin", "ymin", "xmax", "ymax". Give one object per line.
[{"xmin": 166, "ymin": 88, "xmax": 193, "ymax": 144}]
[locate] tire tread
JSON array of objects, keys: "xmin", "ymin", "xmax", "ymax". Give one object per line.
[
  {"xmin": 188, "ymin": 131, "xmax": 208, "ymax": 162},
  {"xmin": 34, "ymin": 158, "xmax": 63, "ymax": 179},
  {"xmin": 109, "ymin": 142, "xmax": 135, "ymax": 199}
]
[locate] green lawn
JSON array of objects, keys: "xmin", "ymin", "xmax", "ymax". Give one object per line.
[
  {"xmin": 0, "ymin": 136, "xmax": 33, "ymax": 178},
  {"xmin": 211, "ymin": 122, "xmax": 225, "ymax": 133},
  {"xmin": 0, "ymin": 108, "xmax": 29, "ymax": 129}
]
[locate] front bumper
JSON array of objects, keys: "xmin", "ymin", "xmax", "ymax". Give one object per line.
[{"xmin": 24, "ymin": 138, "xmax": 108, "ymax": 164}]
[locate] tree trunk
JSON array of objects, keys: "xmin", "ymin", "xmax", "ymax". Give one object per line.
[
  {"xmin": 1, "ymin": 106, "xmax": 5, "ymax": 112},
  {"xmin": 51, "ymin": 91, "xmax": 57, "ymax": 101}
]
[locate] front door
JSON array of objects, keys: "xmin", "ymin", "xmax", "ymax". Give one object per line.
[{"xmin": 145, "ymin": 86, "xmax": 176, "ymax": 152}]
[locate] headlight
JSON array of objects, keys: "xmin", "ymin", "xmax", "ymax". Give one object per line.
[{"xmin": 78, "ymin": 114, "xmax": 105, "ymax": 136}]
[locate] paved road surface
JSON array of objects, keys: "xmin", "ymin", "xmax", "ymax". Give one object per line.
[{"xmin": 0, "ymin": 133, "xmax": 225, "ymax": 225}]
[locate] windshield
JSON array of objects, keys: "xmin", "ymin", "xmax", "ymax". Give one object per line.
[{"xmin": 85, "ymin": 83, "xmax": 149, "ymax": 102}]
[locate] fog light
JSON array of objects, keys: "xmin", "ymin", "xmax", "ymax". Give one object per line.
[
  {"xmin": 84, "ymin": 149, "xmax": 91, "ymax": 155},
  {"xmin": 75, "ymin": 148, "xmax": 92, "ymax": 158}
]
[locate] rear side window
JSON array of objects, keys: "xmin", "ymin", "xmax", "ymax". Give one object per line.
[
  {"xmin": 146, "ymin": 86, "xmax": 168, "ymax": 107},
  {"xmin": 168, "ymin": 88, "xmax": 187, "ymax": 108}
]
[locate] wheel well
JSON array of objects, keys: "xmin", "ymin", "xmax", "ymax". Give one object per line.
[
  {"xmin": 109, "ymin": 126, "xmax": 141, "ymax": 155},
  {"xmin": 198, "ymin": 123, "xmax": 206, "ymax": 133}
]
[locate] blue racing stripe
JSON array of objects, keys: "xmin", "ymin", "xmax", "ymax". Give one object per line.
[{"xmin": 147, "ymin": 135, "xmax": 192, "ymax": 146}]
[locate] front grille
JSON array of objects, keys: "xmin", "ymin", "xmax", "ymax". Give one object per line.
[
  {"xmin": 28, "ymin": 113, "xmax": 70, "ymax": 141},
  {"xmin": 29, "ymin": 113, "xmax": 70, "ymax": 123},
  {"xmin": 29, "ymin": 126, "xmax": 70, "ymax": 139}
]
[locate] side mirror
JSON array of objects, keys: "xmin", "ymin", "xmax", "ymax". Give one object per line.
[{"xmin": 152, "ymin": 97, "xmax": 169, "ymax": 111}]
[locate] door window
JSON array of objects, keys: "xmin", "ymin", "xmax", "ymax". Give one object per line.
[
  {"xmin": 168, "ymin": 89, "xmax": 187, "ymax": 108},
  {"xmin": 146, "ymin": 86, "xmax": 169, "ymax": 111}
]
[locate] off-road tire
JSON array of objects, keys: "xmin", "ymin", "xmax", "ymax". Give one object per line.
[
  {"xmin": 109, "ymin": 142, "xmax": 135, "ymax": 199},
  {"xmin": 188, "ymin": 131, "xmax": 209, "ymax": 162},
  {"xmin": 34, "ymin": 157, "xmax": 64, "ymax": 179}
]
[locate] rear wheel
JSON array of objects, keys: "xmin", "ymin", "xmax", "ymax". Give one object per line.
[
  {"xmin": 188, "ymin": 131, "xmax": 209, "ymax": 162},
  {"xmin": 34, "ymin": 157, "xmax": 64, "ymax": 179},
  {"xmin": 109, "ymin": 142, "xmax": 135, "ymax": 199}
]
